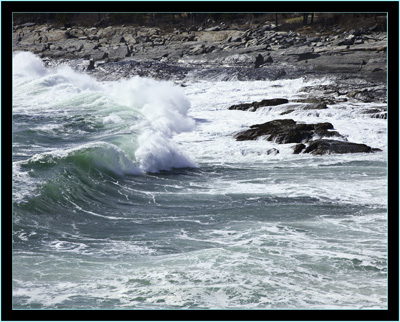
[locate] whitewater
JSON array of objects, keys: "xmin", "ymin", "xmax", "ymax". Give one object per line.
[{"xmin": 12, "ymin": 52, "xmax": 387, "ymax": 309}]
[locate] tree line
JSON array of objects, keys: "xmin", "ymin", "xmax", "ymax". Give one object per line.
[{"xmin": 13, "ymin": 12, "xmax": 384, "ymax": 28}]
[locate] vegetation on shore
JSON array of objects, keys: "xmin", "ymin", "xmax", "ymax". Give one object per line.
[{"xmin": 13, "ymin": 12, "xmax": 386, "ymax": 34}]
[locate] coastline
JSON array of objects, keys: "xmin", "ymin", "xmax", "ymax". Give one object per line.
[{"xmin": 13, "ymin": 16, "xmax": 387, "ymax": 84}]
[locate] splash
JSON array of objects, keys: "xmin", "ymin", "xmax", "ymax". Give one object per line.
[{"xmin": 13, "ymin": 52, "xmax": 197, "ymax": 175}]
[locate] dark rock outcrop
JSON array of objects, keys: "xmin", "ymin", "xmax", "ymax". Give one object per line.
[
  {"xmin": 235, "ymin": 119, "xmax": 380, "ymax": 155},
  {"xmin": 302, "ymin": 139, "xmax": 379, "ymax": 155},
  {"xmin": 234, "ymin": 119, "xmax": 341, "ymax": 143},
  {"xmin": 229, "ymin": 98, "xmax": 289, "ymax": 112}
]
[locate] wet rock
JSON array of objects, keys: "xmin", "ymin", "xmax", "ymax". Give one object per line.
[
  {"xmin": 87, "ymin": 59, "xmax": 95, "ymax": 70},
  {"xmin": 234, "ymin": 119, "xmax": 381, "ymax": 155},
  {"xmin": 303, "ymin": 139, "xmax": 378, "ymax": 155},
  {"xmin": 234, "ymin": 119, "xmax": 341, "ymax": 143},
  {"xmin": 229, "ymin": 98, "xmax": 289, "ymax": 112},
  {"xmin": 293, "ymin": 143, "xmax": 306, "ymax": 154}
]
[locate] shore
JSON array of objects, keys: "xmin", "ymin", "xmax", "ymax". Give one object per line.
[{"xmin": 13, "ymin": 18, "xmax": 387, "ymax": 84}]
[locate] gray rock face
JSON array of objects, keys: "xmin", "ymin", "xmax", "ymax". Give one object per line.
[{"xmin": 12, "ymin": 21, "xmax": 387, "ymax": 83}]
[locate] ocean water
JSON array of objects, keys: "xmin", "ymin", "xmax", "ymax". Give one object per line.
[{"xmin": 12, "ymin": 52, "xmax": 387, "ymax": 309}]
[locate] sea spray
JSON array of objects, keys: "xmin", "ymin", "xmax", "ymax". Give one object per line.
[
  {"xmin": 13, "ymin": 53, "xmax": 387, "ymax": 310},
  {"xmin": 13, "ymin": 51, "xmax": 48, "ymax": 78},
  {"xmin": 108, "ymin": 76, "xmax": 197, "ymax": 172},
  {"xmin": 13, "ymin": 52, "xmax": 197, "ymax": 176}
]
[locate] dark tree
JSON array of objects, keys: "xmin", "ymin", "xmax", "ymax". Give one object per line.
[
  {"xmin": 303, "ymin": 13, "xmax": 308, "ymax": 25},
  {"xmin": 303, "ymin": 13, "xmax": 314, "ymax": 25}
]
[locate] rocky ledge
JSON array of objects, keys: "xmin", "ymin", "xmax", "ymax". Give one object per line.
[
  {"xmin": 234, "ymin": 119, "xmax": 381, "ymax": 155},
  {"xmin": 13, "ymin": 19, "xmax": 387, "ymax": 83}
]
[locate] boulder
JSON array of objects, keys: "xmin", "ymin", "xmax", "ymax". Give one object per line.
[
  {"xmin": 89, "ymin": 49, "xmax": 108, "ymax": 61},
  {"xmin": 302, "ymin": 139, "xmax": 378, "ymax": 155},
  {"xmin": 107, "ymin": 45, "xmax": 130, "ymax": 61}
]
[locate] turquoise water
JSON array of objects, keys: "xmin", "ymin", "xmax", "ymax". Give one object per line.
[{"xmin": 12, "ymin": 52, "xmax": 387, "ymax": 309}]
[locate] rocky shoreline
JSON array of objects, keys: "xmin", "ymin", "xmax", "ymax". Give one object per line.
[
  {"xmin": 13, "ymin": 20, "xmax": 387, "ymax": 83},
  {"xmin": 13, "ymin": 19, "xmax": 387, "ymax": 156}
]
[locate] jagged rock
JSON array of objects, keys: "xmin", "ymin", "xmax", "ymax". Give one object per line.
[
  {"xmin": 229, "ymin": 98, "xmax": 289, "ymax": 112},
  {"xmin": 234, "ymin": 119, "xmax": 381, "ymax": 155},
  {"xmin": 234, "ymin": 119, "xmax": 342, "ymax": 143}
]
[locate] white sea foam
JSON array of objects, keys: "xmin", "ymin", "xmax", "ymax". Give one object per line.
[
  {"xmin": 13, "ymin": 52, "xmax": 197, "ymax": 174},
  {"xmin": 13, "ymin": 51, "xmax": 48, "ymax": 78},
  {"xmin": 13, "ymin": 54, "xmax": 387, "ymax": 310},
  {"xmin": 106, "ymin": 77, "xmax": 197, "ymax": 172}
]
